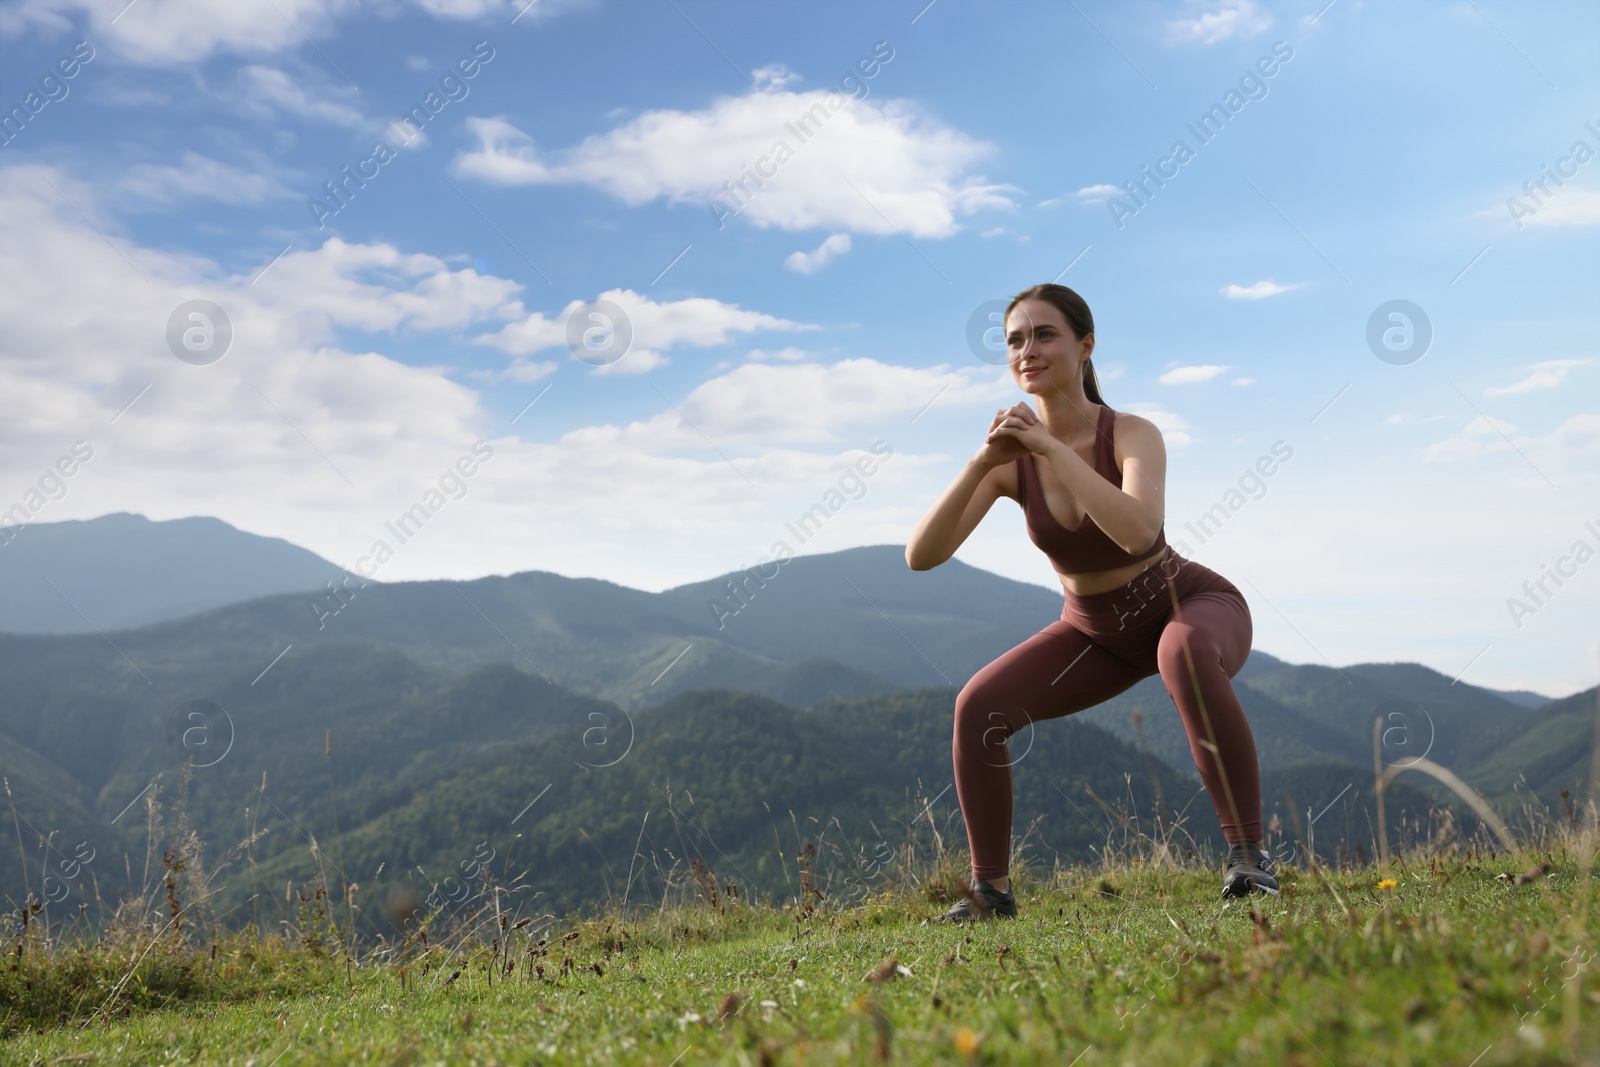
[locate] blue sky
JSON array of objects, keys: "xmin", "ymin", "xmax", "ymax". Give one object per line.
[{"xmin": 0, "ymin": 0, "xmax": 1596, "ymax": 697}]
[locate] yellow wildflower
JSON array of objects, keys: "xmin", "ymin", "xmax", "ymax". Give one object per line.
[
  {"xmin": 1377, "ymin": 878, "xmax": 1398, "ymax": 890},
  {"xmin": 954, "ymin": 1027, "xmax": 981, "ymax": 1057}
]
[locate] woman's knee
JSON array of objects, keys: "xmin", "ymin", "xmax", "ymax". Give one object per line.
[
  {"xmin": 1157, "ymin": 621, "xmax": 1218, "ymax": 675},
  {"xmin": 953, "ymin": 680, "xmax": 1022, "ymax": 753}
]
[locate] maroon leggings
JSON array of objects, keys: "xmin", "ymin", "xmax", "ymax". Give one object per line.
[{"xmin": 952, "ymin": 547, "xmax": 1262, "ymax": 880}]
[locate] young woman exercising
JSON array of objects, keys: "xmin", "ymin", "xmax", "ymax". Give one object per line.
[{"xmin": 905, "ymin": 283, "xmax": 1277, "ymax": 922}]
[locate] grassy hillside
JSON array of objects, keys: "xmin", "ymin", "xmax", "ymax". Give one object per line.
[{"xmin": 3, "ymin": 807, "xmax": 1596, "ymax": 1065}]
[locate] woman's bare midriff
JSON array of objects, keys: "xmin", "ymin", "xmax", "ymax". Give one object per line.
[{"xmin": 996, "ymin": 442, "xmax": 1171, "ymax": 597}]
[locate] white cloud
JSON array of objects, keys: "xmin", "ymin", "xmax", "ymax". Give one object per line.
[
  {"xmin": 411, "ymin": 0, "xmax": 592, "ymax": 20},
  {"xmin": 1119, "ymin": 404, "xmax": 1193, "ymax": 448},
  {"xmin": 472, "ymin": 288, "xmax": 814, "ymax": 377},
  {"xmin": 501, "ymin": 360, "xmax": 559, "ymax": 383},
  {"xmin": 0, "ymin": 159, "xmax": 946, "ymax": 597},
  {"xmin": 748, "ymin": 347, "xmax": 809, "ymax": 361},
  {"xmin": 785, "ymin": 233, "xmax": 850, "ymax": 274},
  {"xmin": 0, "ymin": 0, "xmax": 585, "ymax": 64},
  {"xmin": 0, "ymin": 161, "xmax": 505, "ymax": 534},
  {"xmin": 1463, "ymin": 413, "xmax": 1518, "ymax": 437},
  {"xmin": 1075, "ymin": 183, "xmax": 1121, "ymax": 204},
  {"xmin": 1231, "ymin": 377, "xmax": 1254, "ymax": 386},
  {"xmin": 1484, "ymin": 359, "xmax": 1591, "ymax": 398},
  {"xmin": 234, "ymin": 65, "xmax": 366, "ymax": 127},
  {"xmin": 752, "ymin": 63, "xmax": 801, "ymax": 90},
  {"xmin": 1422, "ymin": 412, "xmax": 1599, "ymax": 480},
  {"xmin": 452, "ymin": 90, "xmax": 1016, "ymax": 238},
  {"xmin": 1160, "ymin": 365, "xmax": 1230, "ymax": 385},
  {"xmin": 0, "ymin": 0, "xmax": 353, "ymax": 65},
  {"xmin": 117, "ymin": 151, "xmax": 297, "ymax": 208},
  {"xmin": 1421, "ymin": 437, "xmax": 1482, "ymax": 462},
  {"xmin": 1221, "ymin": 280, "xmax": 1296, "ymax": 300},
  {"xmin": 614, "ymin": 359, "xmax": 1013, "ymax": 447},
  {"xmin": 1163, "ymin": 0, "xmax": 1273, "ymax": 46},
  {"xmin": 1507, "ymin": 186, "xmax": 1600, "ymax": 229},
  {"xmin": 1422, "ymin": 413, "xmax": 1519, "ymax": 461}
]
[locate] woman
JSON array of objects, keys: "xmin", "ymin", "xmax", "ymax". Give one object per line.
[{"xmin": 905, "ymin": 283, "xmax": 1277, "ymax": 922}]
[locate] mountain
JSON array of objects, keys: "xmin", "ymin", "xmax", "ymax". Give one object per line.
[
  {"xmin": 1, "ymin": 673, "xmax": 1456, "ymax": 934},
  {"xmin": 0, "ymin": 513, "xmax": 348, "ymax": 634},
  {"xmin": 0, "ymin": 532, "xmax": 1588, "ymax": 928},
  {"xmin": 1482, "ymin": 687, "xmax": 1553, "ymax": 710}
]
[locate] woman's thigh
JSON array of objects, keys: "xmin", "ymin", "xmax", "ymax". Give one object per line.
[
  {"xmin": 1160, "ymin": 589, "xmax": 1252, "ymax": 679},
  {"xmin": 959, "ymin": 620, "xmax": 1151, "ymax": 736}
]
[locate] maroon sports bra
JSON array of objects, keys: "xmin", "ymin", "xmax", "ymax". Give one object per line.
[{"xmin": 1015, "ymin": 404, "xmax": 1168, "ymax": 577}]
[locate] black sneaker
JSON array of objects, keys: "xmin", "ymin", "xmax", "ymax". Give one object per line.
[
  {"xmin": 938, "ymin": 878, "xmax": 1018, "ymax": 923},
  {"xmin": 1221, "ymin": 842, "xmax": 1280, "ymax": 898}
]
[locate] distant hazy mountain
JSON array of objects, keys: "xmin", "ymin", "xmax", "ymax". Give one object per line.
[
  {"xmin": 0, "ymin": 513, "xmax": 348, "ymax": 634},
  {"xmin": 1482, "ymin": 688, "xmax": 1552, "ymax": 709}
]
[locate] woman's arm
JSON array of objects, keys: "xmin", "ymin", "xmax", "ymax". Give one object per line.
[
  {"xmin": 905, "ymin": 409, "xmax": 1028, "ymax": 571},
  {"xmin": 905, "ymin": 457, "xmax": 1005, "ymax": 571},
  {"xmin": 994, "ymin": 407, "xmax": 1167, "ymax": 556}
]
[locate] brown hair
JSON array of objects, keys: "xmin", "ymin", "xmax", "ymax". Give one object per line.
[{"xmin": 1004, "ymin": 283, "xmax": 1104, "ymax": 405}]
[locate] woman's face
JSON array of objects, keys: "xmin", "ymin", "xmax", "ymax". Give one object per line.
[{"xmin": 1004, "ymin": 299, "xmax": 1086, "ymax": 395}]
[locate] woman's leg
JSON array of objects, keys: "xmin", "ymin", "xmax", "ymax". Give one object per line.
[
  {"xmin": 1154, "ymin": 589, "xmax": 1263, "ymax": 844},
  {"xmin": 953, "ymin": 620, "xmax": 1148, "ymax": 881}
]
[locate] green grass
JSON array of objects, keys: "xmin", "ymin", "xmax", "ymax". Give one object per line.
[{"xmin": 5, "ymin": 827, "xmax": 1600, "ymax": 1067}]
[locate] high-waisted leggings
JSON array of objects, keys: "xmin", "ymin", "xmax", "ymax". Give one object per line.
[{"xmin": 953, "ymin": 546, "xmax": 1262, "ymax": 880}]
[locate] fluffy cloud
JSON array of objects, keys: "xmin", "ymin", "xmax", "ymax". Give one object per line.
[
  {"xmin": 1118, "ymin": 404, "xmax": 1193, "ymax": 448},
  {"xmin": 785, "ymin": 233, "xmax": 850, "ymax": 274},
  {"xmin": 117, "ymin": 151, "xmax": 297, "ymax": 208},
  {"xmin": 1074, "ymin": 183, "xmax": 1121, "ymax": 204},
  {"xmin": 0, "ymin": 0, "xmax": 355, "ymax": 65},
  {"xmin": 1221, "ymin": 280, "xmax": 1296, "ymax": 299},
  {"xmin": 0, "ymin": 162, "xmax": 498, "ymax": 531},
  {"xmin": 472, "ymin": 288, "xmax": 814, "ymax": 376},
  {"xmin": 1159, "ymin": 365, "xmax": 1230, "ymax": 385},
  {"xmin": 0, "ymin": 0, "xmax": 585, "ymax": 64},
  {"xmin": 1424, "ymin": 412, "xmax": 1600, "ymax": 479},
  {"xmin": 752, "ymin": 63, "xmax": 801, "ymax": 90},
  {"xmin": 452, "ymin": 89, "xmax": 1015, "ymax": 237},
  {"xmin": 1163, "ymin": 0, "xmax": 1273, "ymax": 46},
  {"xmin": 0, "ymin": 160, "xmax": 965, "ymax": 593},
  {"xmin": 626, "ymin": 359, "xmax": 1013, "ymax": 447},
  {"xmin": 1502, "ymin": 185, "xmax": 1600, "ymax": 229},
  {"xmin": 1484, "ymin": 359, "xmax": 1591, "ymax": 398},
  {"xmin": 233, "ymin": 65, "xmax": 366, "ymax": 127}
]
